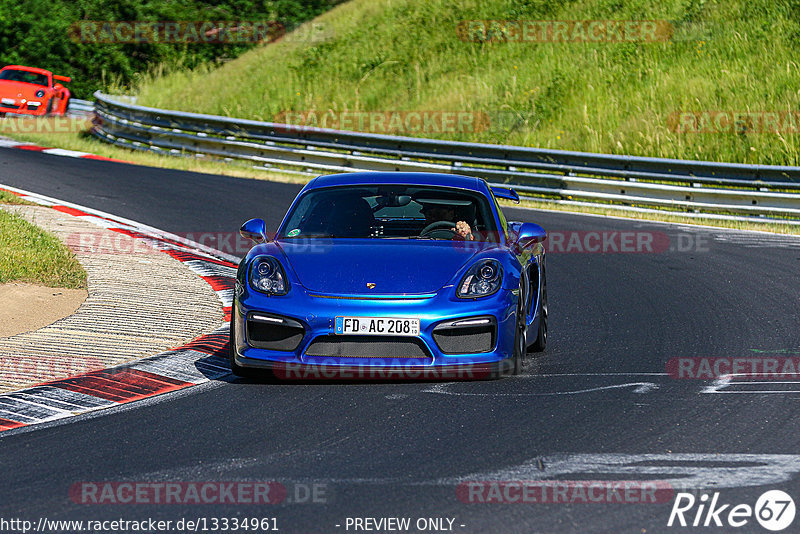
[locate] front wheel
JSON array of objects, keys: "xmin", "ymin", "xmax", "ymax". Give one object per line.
[
  {"xmin": 529, "ymin": 267, "xmax": 548, "ymax": 353},
  {"xmin": 510, "ymin": 294, "xmax": 526, "ymax": 375}
]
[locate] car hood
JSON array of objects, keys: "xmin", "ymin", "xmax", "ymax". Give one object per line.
[
  {"xmin": 0, "ymin": 81, "xmax": 46, "ymax": 99},
  {"xmin": 277, "ymin": 239, "xmax": 490, "ymax": 295}
]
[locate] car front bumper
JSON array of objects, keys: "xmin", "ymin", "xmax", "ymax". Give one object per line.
[
  {"xmin": 232, "ymin": 285, "xmax": 519, "ymax": 378},
  {"xmin": 0, "ymin": 101, "xmax": 47, "ymax": 116}
]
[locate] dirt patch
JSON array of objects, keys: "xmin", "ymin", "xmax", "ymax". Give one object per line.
[{"xmin": 0, "ymin": 283, "xmax": 87, "ymax": 337}]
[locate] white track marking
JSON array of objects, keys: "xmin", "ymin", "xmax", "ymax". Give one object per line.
[
  {"xmin": 701, "ymin": 374, "xmax": 800, "ymax": 394},
  {"xmin": 0, "ymin": 183, "xmax": 242, "ymax": 263},
  {"xmin": 444, "ymin": 453, "xmax": 800, "ymax": 490},
  {"xmin": 512, "ymin": 202, "xmax": 800, "ymax": 230},
  {"xmin": 423, "ymin": 381, "xmax": 659, "ymax": 396},
  {"xmin": 41, "ymin": 148, "xmax": 91, "ymax": 158}
]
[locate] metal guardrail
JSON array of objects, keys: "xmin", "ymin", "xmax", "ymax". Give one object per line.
[
  {"xmin": 67, "ymin": 98, "xmax": 94, "ymax": 115},
  {"xmin": 91, "ymin": 92, "xmax": 800, "ymax": 222}
]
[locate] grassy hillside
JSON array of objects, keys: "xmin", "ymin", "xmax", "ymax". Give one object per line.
[{"xmin": 131, "ymin": 0, "xmax": 800, "ymax": 166}]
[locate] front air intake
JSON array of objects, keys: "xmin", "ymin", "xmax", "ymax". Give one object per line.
[
  {"xmin": 246, "ymin": 313, "xmax": 305, "ymax": 351},
  {"xmin": 432, "ymin": 317, "xmax": 496, "ymax": 354}
]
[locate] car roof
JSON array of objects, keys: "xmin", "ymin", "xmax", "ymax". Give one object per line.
[
  {"xmin": 305, "ymin": 172, "xmax": 489, "ymax": 194},
  {"xmin": 0, "ymin": 65, "xmax": 52, "ymax": 76}
]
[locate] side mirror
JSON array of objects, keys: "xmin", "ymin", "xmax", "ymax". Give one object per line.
[
  {"xmin": 491, "ymin": 186, "xmax": 520, "ymax": 203},
  {"xmin": 240, "ymin": 218, "xmax": 268, "ymax": 243},
  {"xmin": 515, "ymin": 222, "xmax": 546, "ymax": 249},
  {"xmin": 53, "ymin": 83, "xmax": 64, "ymax": 91}
]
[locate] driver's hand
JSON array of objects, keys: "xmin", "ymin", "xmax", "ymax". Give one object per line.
[{"xmin": 455, "ymin": 221, "xmax": 473, "ymax": 241}]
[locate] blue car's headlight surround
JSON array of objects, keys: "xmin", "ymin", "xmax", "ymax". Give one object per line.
[
  {"xmin": 457, "ymin": 259, "xmax": 503, "ymax": 299},
  {"xmin": 249, "ymin": 256, "xmax": 289, "ymax": 296}
]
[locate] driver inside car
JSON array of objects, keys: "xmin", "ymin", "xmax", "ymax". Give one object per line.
[{"xmin": 421, "ymin": 204, "xmax": 474, "ymax": 241}]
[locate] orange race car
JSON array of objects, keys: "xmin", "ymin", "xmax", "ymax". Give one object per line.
[{"xmin": 0, "ymin": 65, "xmax": 71, "ymax": 116}]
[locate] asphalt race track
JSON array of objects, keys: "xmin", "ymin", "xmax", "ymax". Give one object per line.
[{"xmin": 1, "ymin": 147, "xmax": 800, "ymax": 533}]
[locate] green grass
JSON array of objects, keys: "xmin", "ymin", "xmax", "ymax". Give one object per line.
[
  {"xmin": 125, "ymin": 0, "xmax": 800, "ymax": 166},
  {"xmin": 0, "ymin": 190, "xmax": 34, "ymax": 205},
  {"xmin": 0, "ymin": 206, "xmax": 87, "ymax": 289}
]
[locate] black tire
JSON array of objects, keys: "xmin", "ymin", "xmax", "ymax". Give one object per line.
[
  {"xmin": 229, "ymin": 312, "xmax": 260, "ymax": 378},
  {"xmin": 530, "ymin": 265, "xmax": 548, "ymax": 353},
  {"xmin": 511, "ymin": 290, "xmax": 526, "ymax": 375}
]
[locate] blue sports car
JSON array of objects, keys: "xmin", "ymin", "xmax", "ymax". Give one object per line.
[{"xmin": 230, "ymin": 172, "xmax": 547, "ymax": 380}]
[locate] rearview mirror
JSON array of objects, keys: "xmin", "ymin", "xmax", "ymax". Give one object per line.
[
  {"xmin": 240, "ymin": 218, "xmax": 268, "ymax": 243},
  {"xmin": 377, "ymin": 194, "xmax": 412, "ymax": 208},
  {"xmin": 515, "ymin": 222, "xmax": 546, "ymax": 249}
]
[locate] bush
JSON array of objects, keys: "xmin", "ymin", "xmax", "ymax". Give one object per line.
[{"xmin": 0, "ymin": 0, "xmax": 342, "ymax": 98}]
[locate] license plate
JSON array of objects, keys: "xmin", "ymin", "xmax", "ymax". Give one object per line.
[{"xmin": 335, "ymin": 316, "xmax": 420, "ymax": 336}]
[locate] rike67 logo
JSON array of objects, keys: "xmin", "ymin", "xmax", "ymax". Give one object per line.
[{"xmin": 668, "ymin": 490, "xmax": 796, "ymax": 531}]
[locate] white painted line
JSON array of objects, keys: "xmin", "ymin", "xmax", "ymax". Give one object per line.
[
  {"xmin": 75, "ymin": 215, "xmax": 122, "ymax": 229},
  {"xmin": 182, "ymin": 260, "xmax": 237, "ymax": 277},
  {"xmin": 510, "ymin": 201, "xmax": 800, "ymax": 235},
  {"xmin": 701, "ymin": 374, "xmax": 800, "ymax": 394},
  {"xmin": 0, "ymin": 183, "xmax": 241, "ymax": 264},
  {"xmin": 215, "ymin": 289, "xmax": 234, "ymax": 307},
  {"xmin": 42, "ymin": 148, "xmax": 91, "ymax": 158},
  {"xmin": 536, "ymin": 372, "xmax": 668, "ymax": 377},
  {"xmin": 0, "ymin": 139, "xmax": 24, "ymax": 148},
  {"xmin": 423, "ymin": 381, "xmax": 659, "ymax": 396},
  {"xmin": 445, "ymin": 453, "xmax": 800, "ymax": 490}
]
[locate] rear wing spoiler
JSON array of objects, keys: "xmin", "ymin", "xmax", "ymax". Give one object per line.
[
  {"xmin": 490, "ymin": 186, "xmax": 520, "ymax": 203},
  {"xmin": 53, "ymin": 75, "xmax": 71, "ymax": 83}
]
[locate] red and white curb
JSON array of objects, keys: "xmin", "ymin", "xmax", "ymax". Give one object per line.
[
  {"xmin": 0, "ymin": 184, "xmax": 239, "ymax": 433},
  {"xmin": 0, "ymin": 137, "xmax": 131, "ymax": 164}
]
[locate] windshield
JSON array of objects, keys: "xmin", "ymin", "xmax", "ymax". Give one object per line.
[
  {"xmin": 279, "ymin": 185, "xmax": 500, "ymax": 241},
  {"xmin": 0, "ymin": 69, "xmax": 49, "ymax": 86}
]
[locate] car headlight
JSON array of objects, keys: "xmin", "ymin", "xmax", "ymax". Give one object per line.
[
  {"xmin": 457, "ymin": 259, "xmax": 503, "ymax": 298},
  {"xmin": 35, "ymin": 90, "xmax": 45, "ymax": 98},
  {"xmin": 249, "ymin": 256, "xmax": 289, "ymax": 296}
]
